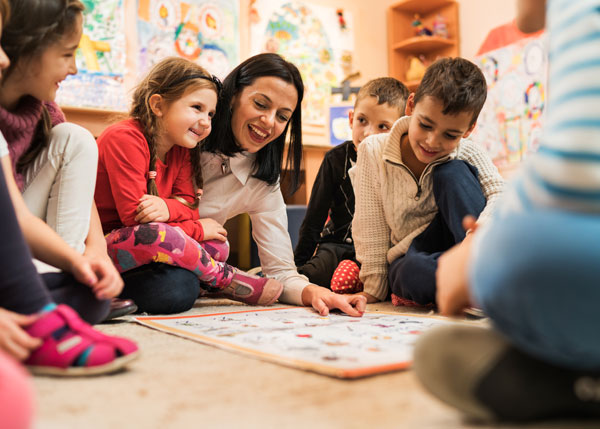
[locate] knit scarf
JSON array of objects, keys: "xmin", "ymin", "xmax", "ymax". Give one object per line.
[{"xmin": 0, "ymin": 96, "xmax": 65, "ymax": 190}]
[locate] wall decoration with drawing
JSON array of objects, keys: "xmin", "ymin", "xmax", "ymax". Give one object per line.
[
  {"xmin": 137, "ymin": 0, "xmax": 239, "ymax": 79},
  {"xmin": 471, "ymin": 35, "xmax": 547, "ymax": 166},
  {"xmin": 56, "ymin": 0, "xmax": 128, "ymax": 110},
  {"xmin": 249, "ymin": 0, "xmax": 354, "ymax": 127}
]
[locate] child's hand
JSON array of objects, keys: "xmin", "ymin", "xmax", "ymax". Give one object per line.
[
  {"xmin": 72, "ymin": 253, "xmax": 124, "ymax": 300},
  {"xmin": 135, "ymin": 194, "xmax": 169, "ymax": 223},
  {"xmin": 198, "ymin": 218, "xmax": 228, "ymax": 241},
  {"xmin": 0, "ymin": 308, "xmax": 41, "ymax": 361},
  {"xmin": 436, "ymin": 216, "xmax": 478, "ymax": 316}
]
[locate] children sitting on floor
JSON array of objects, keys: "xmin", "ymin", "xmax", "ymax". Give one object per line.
[
  {"xmin": 95, "ymin": 57, "xmax": 283, "ymax": 312},
  {"xmin": 294, "ymin": 77, "xmax": 408, "ymax": 293},
  {"xmin": 350, "ymin": 57, "xmax": 504, "ymax": 306}
]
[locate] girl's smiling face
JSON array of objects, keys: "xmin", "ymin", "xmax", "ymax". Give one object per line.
[
  {"xmin": 160, "ymin": 87, "xmax": 218, "ymax": 150},
  {"xmin": 230, "ymin": 76, "xmax": 298, "ymax": 153},
  {"xmin": 19, "ymin": 12, "xmax": 82, "ymax": 102}
]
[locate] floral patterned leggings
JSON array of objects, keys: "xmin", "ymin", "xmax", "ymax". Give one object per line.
[{"xmin": 105, "ymin": 223, "xmax": 233, "ymax": 290}]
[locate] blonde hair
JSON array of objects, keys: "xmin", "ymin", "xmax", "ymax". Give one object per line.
[
  {"xmin": 129, "ymin": 57, "xmax": 219, "ymax": 208},
  {"xmin": 355, "ymin": 77, "xmax": 409, "ymax": 117}
]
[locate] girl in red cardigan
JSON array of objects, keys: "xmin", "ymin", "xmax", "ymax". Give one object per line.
[{"xmin": 95, "ymin": 57, "xmax": 283, "ymax": 309}]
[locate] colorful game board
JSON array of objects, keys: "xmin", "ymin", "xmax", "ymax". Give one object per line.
[{"xmin": 135, "ymin": 307, "xmax": 455, "ymax": 378}]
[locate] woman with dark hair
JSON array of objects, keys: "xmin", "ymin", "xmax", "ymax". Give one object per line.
[{"xmin": 201, "ymin": 53, "xmax": 366, "ymax": 316}]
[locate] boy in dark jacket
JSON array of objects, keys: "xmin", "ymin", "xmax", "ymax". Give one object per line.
[{"xmin": 295, "ymin": 78, "xmax": 409, "ymax": 290}]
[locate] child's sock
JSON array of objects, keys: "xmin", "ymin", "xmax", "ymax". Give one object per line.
[
  {"xmin": 391, "ymin": 294, "xmax": 435, "ymax": 309},
  {"xmin": 330, "ymin": 260, "xmax": 363, "ymax": 294}
]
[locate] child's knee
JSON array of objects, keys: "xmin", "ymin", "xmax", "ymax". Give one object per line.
[
  {"xmin": 433, "ymin": 160, "xmax": 478, "ymax": 188},
  {"xmin": 49, "ymin": 122, "xmax": 98, "ymax": 165}
]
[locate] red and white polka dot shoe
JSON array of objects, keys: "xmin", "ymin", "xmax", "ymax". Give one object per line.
[{"xmin": 330, "ymin": 259, "xmax": 363, "ymax": 294}]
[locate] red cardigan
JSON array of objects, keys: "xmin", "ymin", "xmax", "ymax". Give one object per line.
[{"xmin": 95, "ymin": 119, "xmax": 204, "ymax": 241}]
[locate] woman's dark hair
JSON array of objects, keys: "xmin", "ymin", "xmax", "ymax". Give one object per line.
[
  {"xmin": 203, "ymin": 53, "xmax": 304, "ymax": 194},
  {"xmin": 1, "ymin": 0, "xmax": 84, "ymax": 175}
]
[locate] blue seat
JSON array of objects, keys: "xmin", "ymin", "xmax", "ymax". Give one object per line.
[{"xmin": 250, "ymin": 204, "xmax": 307, "ymax": 267}]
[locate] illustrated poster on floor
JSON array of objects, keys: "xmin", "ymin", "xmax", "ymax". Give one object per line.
[
  {"xmin": 136, "ymin": 0, "xmax": 239, "ymax": 79},
  {"xmin": 249, "ymin": 0, "xmax": 354, "ymax": 127},
  {"xmin": 56, "ymin": 0, "xmax": 127, "ymax": 110},
  {"xmin": 135, "ymin": 307, "xmax": 454, "ymax": 378},
  {"xmin": 471, "ymin": 34, "xmax": 548, "ymax": 166}
]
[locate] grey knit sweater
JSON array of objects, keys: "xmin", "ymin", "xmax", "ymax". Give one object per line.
[{"xmin": 351, "ymin": 116, "xmax": 504, "ymax": 301}]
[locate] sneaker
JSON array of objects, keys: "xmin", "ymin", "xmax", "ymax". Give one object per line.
[
  {"xmin": 221, "ymin": 269, "xmax": 283, "ymax": 305},
  {"xmin": 25, "ymin": 305, "xmax": 139, "ymax": 376},
  {"xmin": 414, "ymin": 325, "xmax": 600, "ymax": 422}
]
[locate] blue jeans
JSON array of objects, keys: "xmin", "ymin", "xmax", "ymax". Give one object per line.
[
  {"xmin": 389, "ymin": 160, "xmax": 486, "ymax": 304},
  {"xmin": 120, "ymin": 263, "xmax": 201, "ymax": 314},
  {"xmin": 471, "ymin": 195, "xmax": 600, "ymax": 371}
]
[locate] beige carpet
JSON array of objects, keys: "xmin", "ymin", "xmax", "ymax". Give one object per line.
[{"xmin": 32, "ymin": 300, "xmax": 598, "ymax": 429}]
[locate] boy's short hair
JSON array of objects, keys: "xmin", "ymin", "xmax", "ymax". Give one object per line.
[
  {"xmin": 355, "ymin": 77, "xmax": 410, "ymax": 115},
  {"xmin": 414, "ymin": 57, "xmax": 487, "ymax": 125}
]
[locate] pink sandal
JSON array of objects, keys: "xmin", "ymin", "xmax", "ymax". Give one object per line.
[
  {"xmin": 221, "ymin": 270, "xmax": 283, "ymax": 305},
  {"xmin": 25, "ymin": 305, "xmax": 139, "ymax": 376}
]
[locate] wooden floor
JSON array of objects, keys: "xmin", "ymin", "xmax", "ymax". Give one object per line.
[{"xmin": 33, "ymin": 300, "xmax": 599, "ymax": 429}]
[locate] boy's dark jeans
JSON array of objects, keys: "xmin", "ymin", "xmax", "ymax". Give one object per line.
[
  {"xmin": 388, "ymin": 160, "xmax": 486, "ymax": 305},
  {"xmin": 298, "ymin": 242, "xmax": 356, "ymax": 288}
]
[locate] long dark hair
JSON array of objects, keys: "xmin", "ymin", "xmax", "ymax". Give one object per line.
[
  {"xmin": 203, "ymin": 53, "xmax": 304, "ymax": 194},
  {"xmin": 129, "ymin": 57, "xmax": 219, "ymax": 208},
  {"xmin": 0, "ymin": 0, "xmax": 84, "ymax": 175}
]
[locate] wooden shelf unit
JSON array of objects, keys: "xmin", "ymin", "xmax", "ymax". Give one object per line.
[{"xmin": 387, "ymin": 0, "xmax": 459, "ymax": 91}]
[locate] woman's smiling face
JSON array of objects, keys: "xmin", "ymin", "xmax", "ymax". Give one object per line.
[{"xmin": 230, "ymin": 76, "xmax": 298, "ymax": 153}]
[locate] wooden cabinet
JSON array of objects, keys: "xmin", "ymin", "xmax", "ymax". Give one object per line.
[{"xmin": 387, "ymin": 0, "xmax": 459, "ymax": 91}]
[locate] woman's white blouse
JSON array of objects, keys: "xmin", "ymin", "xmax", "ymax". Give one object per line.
[{"xmin": 198, "ymin": 151, "xmax": 309, "ymax": 305}]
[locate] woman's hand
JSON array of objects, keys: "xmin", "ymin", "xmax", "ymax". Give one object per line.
[
  {"xmin": 199, "ymin": 218, "xmax": 228, "ymax": 242},
  {"xmin": 135, "ymin": 194, "xmax": 170, "ymax": 223},
  {"xmin": 75, "ymin": 252, "xmax": 124, "ymax": 300},
  {"xmin": 302, "ymin": 284, "xmax": 367, "ymax": 317},
  {"xmin": 0, "ymin": 308, "xmax": 41, "ymax": 361}
]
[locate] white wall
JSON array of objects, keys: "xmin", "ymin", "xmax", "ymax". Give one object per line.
[{"xmin": 457, "ymin": 0, "xmax": 517, "ymax": 59}]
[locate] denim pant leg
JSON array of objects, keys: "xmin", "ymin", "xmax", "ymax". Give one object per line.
[
  {"xmin": 389, "ymin": 160, "xmax": 486, "ymax": 305},
  {"xmin": 22, "ymin": 123, "xmax": 98, "ymax": 254},
  {"xmin": 119, "ymin": 263, "xmax": 201, "ymax": 314},
  {"xmin": 472, "ymin": 206, "xmax": 600, "ymax": 371}
]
